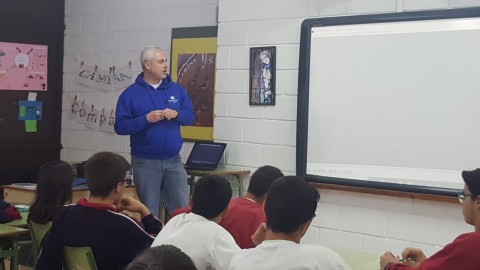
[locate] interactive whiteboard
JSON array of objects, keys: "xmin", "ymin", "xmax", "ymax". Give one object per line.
[{"xmin": 297, "ymin": 8, "xmax": 480, "ymax": 196}]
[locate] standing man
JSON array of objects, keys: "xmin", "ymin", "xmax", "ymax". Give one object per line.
[{"xmin": 115, "ymin": 46, "xmax": 194, "ymax": 216}]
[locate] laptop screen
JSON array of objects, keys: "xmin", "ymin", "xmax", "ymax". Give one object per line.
[{"xmin": 186, "ymin": 142, "xmax": 226, "ymax": 169}]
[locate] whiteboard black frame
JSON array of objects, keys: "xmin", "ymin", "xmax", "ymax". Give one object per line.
[{"xmin": 296, "ymin": 7, "xmax": 480, "ymax": 197}]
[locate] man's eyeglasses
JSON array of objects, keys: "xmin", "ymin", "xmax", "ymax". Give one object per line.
[
  {"xmin": 123, "ymin": 170, "xmax": 133, "ymax": 187},
  {"xmin": 458, "ymin": 192, "xmax": 475, "ymax": 203},
  {"xmin": 123, "ymin": 178, "xmax": 132, "ymax": 187}
]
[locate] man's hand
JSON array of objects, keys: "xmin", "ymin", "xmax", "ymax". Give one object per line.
[
  {"xmin": 401, "ymin": 247, "xmax": 426, "ymax": 267},
  {"xmin": 120, "ymin": 210, "xmax": 142, "ymax": 224},
  {"xmin": 380, "ymin": 251, "xmax": 400, "ymax": 269},
  {"xmin": 117, "ymin": 196, "xmax": 151, "ymax": 218},
  {"xmin": 163, "ymin": 108, "xmax": 178, "ymax": 120},
  {"xmin": 251, "ymin": 222, "xmax": 267, "ymax": 246},
  {"xmin": 146, "ymin": 110, "xmax": 165, "ymax": 123}
]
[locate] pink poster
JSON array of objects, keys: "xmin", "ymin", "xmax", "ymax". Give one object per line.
[{"xmin": 0, "ymin": 42, "xmax": 48, "ymax": 91}]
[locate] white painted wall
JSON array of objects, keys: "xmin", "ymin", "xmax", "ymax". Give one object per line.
[
  {"xmin": 216, "ymin": 0, "xmax": 479, "ymax": 255},
  {"xmin": 62, "ymin": 0, "xmax": 219, "ymax": 161},
  {"xmin": 63, "ymin": 0, "xmax": 480, "ymax": 255}
]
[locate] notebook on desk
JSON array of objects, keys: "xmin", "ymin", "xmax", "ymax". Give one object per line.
[{"xmin": 184, "ymin": 141, "xmax": 227, "ymax": 171}]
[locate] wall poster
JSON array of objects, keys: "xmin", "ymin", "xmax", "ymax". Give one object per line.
[
  {"xmin": 0, "ymin": 42, "xmax": 48, "ymax": 91},
  {"xmin": 249, "ymin": 46, "xmax": 276, "ymax": 105},
  {"xmin": 171, "ymin": 26, "xmax": 217, "ymax": 141}
]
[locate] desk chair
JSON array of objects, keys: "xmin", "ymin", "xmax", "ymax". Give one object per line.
[
  {"xmin": 63, "ymin": 245, "xmax": 98, "ymax": 270},
  {"xmin": 28, "ymin": 220, "xmax": 52, "ymax": 267}
]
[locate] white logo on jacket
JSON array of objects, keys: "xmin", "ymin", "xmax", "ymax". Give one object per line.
[{"xmin": 168, "ymin": 96, "xmax": 178, "ymax": 103}]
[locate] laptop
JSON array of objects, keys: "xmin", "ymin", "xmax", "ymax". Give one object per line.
[{"xmin": 184, "ymin": 141, "xmax": 227, "ymax": 171}]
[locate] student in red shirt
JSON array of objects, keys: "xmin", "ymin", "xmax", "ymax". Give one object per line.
[
  {"xmin": 380, "ymin": 168, "xmax": 480, "ymax": 270},
  {"xmin": 171, "ymin": 165, "xmax": 283, "ymax": 248}
]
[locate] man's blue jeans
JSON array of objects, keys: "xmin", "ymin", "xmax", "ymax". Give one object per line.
[{"xmin": 131, "ymin": 154, "xmax": 189, "ymax": 217}]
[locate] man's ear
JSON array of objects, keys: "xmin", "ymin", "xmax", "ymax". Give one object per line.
[
  {"xmin": 221, "ymin": 206, "xmax": 229, "ymax": 218},
  {"xmin": 114, "ymin": 181, "xmax": 123, "ymax": 193},
  {"xmin": 299, "ymin": 219, "xmax": 312, "ymax": 238}
]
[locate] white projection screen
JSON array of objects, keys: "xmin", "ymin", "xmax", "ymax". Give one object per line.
[{"xmin": 297, "ymin": 8, "xmax": 480, "ymax": 196}]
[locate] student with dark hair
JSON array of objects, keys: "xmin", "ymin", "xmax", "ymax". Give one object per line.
[
  {"xmin": 29, "ymin": 160, "xmax": 73, "ymax": 224},
  {"xmin": 37, "ymin": 152, "xmax": 162, "ymax": 270},
  {"xmin": 125, "ymin": 245, "xmax": 197, "ymax": 270},
  {"xmin": 152, "ymin": 175, "xmax": 240, "ymax": 269},
  {"xmin": 171, "ymin": 165, "xmax": 283, "ymax": 248},
  {"xmin": 221, "ymin": 165, "xmax": 283, "ymax": 248},
  {"xmin": 229, "ymin": 176, "xmax": 350, "ymax": 270},
  {"xmin": 380, "ymin": 168, "xmax": 480, "ymax": 270}
]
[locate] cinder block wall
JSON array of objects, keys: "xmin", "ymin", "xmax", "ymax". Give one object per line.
[
  {"xmin": 63, "ymin": 0, "xmax": 480, "ymax": 255},
  {"xmin": 215, "ymin": 0, "xmax": 479, "ymax": 255},
  {"xmin": 62, "ymin": 0, "xmax": 219, "ymax": 161}
]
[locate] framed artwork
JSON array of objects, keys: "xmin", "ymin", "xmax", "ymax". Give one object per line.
[
  {"xmin": 249, "ymin": 46, "xmax": 276, "ymax": 105},
  {"xmin": 171, "ymin": 26, "xmax": 217, "ymax": 141}
]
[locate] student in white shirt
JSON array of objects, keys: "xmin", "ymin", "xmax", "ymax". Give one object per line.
[
  {"xmin": 229, "ymin": 176, "xmax": 351, "ymax": 270},
  {"xmin": 151, "ymin": 175, "xmax": 240, "ymax": 270}
]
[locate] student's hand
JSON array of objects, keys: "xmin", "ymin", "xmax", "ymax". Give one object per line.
[
  {"xmin": 146, "ymin": 110, "xmax": 165, "ymax": 123},
  {"xmin": 380, "ymin": 251, "xmax": 400, "ymax": 269},
  {"xmin": 401, "ymin": 247, "xmax": 426, "ymax": 267},
  {"xmin": 120, "ymin": 210, "xmax": 142, "ymax": 224},
  {"xmin": 117, "ymin": 196, "xmax": 151, "ymax": 218},
  {"xmin": 251, "ymin": 222, "xmax": 267, "ymax": 246},
  {"xmin": 163, "ymin": 108, "xmax": 178, "ymax": 120}
]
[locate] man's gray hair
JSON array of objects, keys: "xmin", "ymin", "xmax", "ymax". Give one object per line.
[{"xmin": 140, "ymin": 46, "xmax": 163, "ymax": 69}]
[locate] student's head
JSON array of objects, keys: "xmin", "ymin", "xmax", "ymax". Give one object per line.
[
  {"xmin": 265, "ymin": 176, "xmax": 320, "ymax": 234},
  {"xmin": 191, "ymin": 175, "xmax": 232, "ymax": 219},
  {"xmin": 29, "ymin": 160, "xmax": 73, "ymax": 224},
  {"xmin": 125, "ymin": 245, "xmax": 197, "ymax": 270},
  {"xmin": 140, "ymin": 46, "xmax": 168, "ymax": 80},
  {"xmin": 461, "ymin": 168, "xmax": 480, "ymax": 225},
  {"xmin": 84, "ymin": 152, "xmax": 130, "ymax": 198},
  {"xmin": 247, "ymin": 165, "xmax": 283, "ymax": 198}
]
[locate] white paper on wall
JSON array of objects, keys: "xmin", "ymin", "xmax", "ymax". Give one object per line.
[
  {"xmin": 77, "ymin": 100, "xmax": 87, "ymax": 124},
  {"xmin": 106, "ymin": 108, "xmax": 116, "ymax": 133},
  {"xmin": 75, "ymin": 62, "xmax": 134, "ymax": 91},
  {"xmin": 86, "ymin": 105, "xmax": 99, "ymax": 129},
  {"xmin": 112, "ymin": 65, "xmax": 134, "ymax": 90},
  {"xmin": 69, "ymin": 94, "xmax": 79, "ymax": 119}
]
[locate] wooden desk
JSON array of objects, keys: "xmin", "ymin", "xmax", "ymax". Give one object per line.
[
  {"xmin": 330, "ymin": 246, "xmax": 379, "ymax": 270},
  {"xmin": 0, "ymin": 224, "xmax": 29, "ymax": 270},
  {"xmin": 186, "ymin": 167, "xmax": 251, "ymax": 196},
  {"xmin": 1, "ymin": 185, "xmax": 137, "ymax": 205}
]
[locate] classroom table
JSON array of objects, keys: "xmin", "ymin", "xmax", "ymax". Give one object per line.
[
  {"xmin": 1, "ymin": 184, "xmax": 137, "ymax": 205},
  {"xmin": 0, "ymin": 224, "xmax": 30, "ymax": 270},
  {"xmin": 186, "ymin": 167, "xmax": 251, "ymax": 196},
  {"xmin": 5, "ymin": 212, "xmax": 28, "ymax": 229},
  {"xmin": 330, "ymin": 246, "xmax": 380, "ymax": 270}
]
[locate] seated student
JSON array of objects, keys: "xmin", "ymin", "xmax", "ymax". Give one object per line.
[
  {"xmin": 380, "ymin": 168, "xmax": 480, "ymax": 270},
  {"xmin": 125, "ymin": 244, "xmax": 197, "ymax": 270},
  {"xmin": 36, "ymin": 152, "xmax": 162, "ymax": 270},
  {"xmin": 29, "ymin": 160, "xmax": 73, "ymax": 224},
  {"xmin": 229, "ymin": 176, "xmax": 351, "ymax": 270},
  {"xmin": 20, "ymin": 161, "xmax": 72, "ymax": 267},
  {"xmin": 171, "ymin": 165, "xmax": 284, "ymax": 248},
  {"xmin": 151, "ymin": 175, "xmax": 240, "ymax": 269}
]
